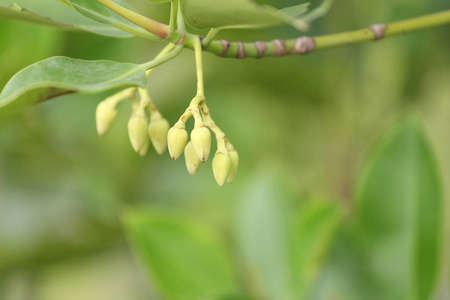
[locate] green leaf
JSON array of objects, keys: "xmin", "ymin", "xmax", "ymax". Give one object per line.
[
  {"xmin": 0, "ymin": 57, "xmax": 148, "ymax": 117},
  {"xmin": 181, "ymin": 0, "xmax": 309, "ymax": 31},
  {"xmin": 236, "ymin": 172, "xmax": 294, "ymax": 300},
  {"xmin": 0, "ymin": 0, "xmax": 133, "ymax": 37},
  {"xmin": 123, "ymin": 209, "xmax": 239, "ymax": 300},
  {"xmin": 356, "ymin": 118, "xmax": 443, "ymax": 300},
  {"xmin": 299, "ymin": 0, "xmax": 333, "ymax": 23},
  {"xmin": 309, "ymin": 227, "xmax": 380, "ymax": 300},
  {"xmin": 290, "ymin": 201, "xmax": 342, "ymax": 299}
]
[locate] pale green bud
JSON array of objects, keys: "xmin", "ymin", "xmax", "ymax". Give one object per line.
[
  {"xmin": 184, "ymin": 141, "xmax": 201, "ymax": 175},
  {"xmin": 212, "ymin": 151, "xmax": 231, "ymax": 187},
  {"xmin": 139, "ymin": 138, "xmax": 150, "ymax": 157},
  {"xmin": 226, "ymin": 149, "xmax": 239, "ymax": 184},
  {"xmin": 149, "ymin": 117, "xmax": 170, "ymax": 155},
  {"xmin": 96, "ymin": 101, "xmax": 117, "ymax": 136},
  {"xmin": 128, "ymin": 113, "xmax": 149, "ymax": 153},
  {"xmin": 167, "ymin": 126, "xmax": 188, "ymax": 161},
  {"xmin": 191, "ymin": 126, "xmax": 211, "ymax": 162}
]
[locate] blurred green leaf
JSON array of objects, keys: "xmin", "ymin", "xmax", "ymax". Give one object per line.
[
  {"xmin": 0, "ymin": 0, "xmax": 133, "ymax": 37},
  {"xmin": 356, "ymin": 118, "xmax": 443, "ymax": 300},
  {"xmin": 290, "ymin": 201, "xmax": 342, "ymax": 299},
  {"xmin": 237, "ymin": 173, "xmax": 343, "ymax": 300},
  {"xmin": 236, "ymin": 173, "xmax": 294, "ymax": 300},
  {"xmin": 308, "ymin": 227, "xmax": 380, "ymax": 300},
  {"xmin": 0, "ymin": 56, "xmax": 148, "ymax": 117},
  {"xmin": 123, "ymin": 209, "xmax": 239, "ymax": 300},
  {"xmin": 181, "ymin": 0, "xmax": 309, "ymax": 31}
]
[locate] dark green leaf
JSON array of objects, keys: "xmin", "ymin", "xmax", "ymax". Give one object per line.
[
  {"xmin": 0, "ymin": 0, "xmax": 133, "ymax": 37},
  {"xmin": 123, "ymin": 209, "xmax": 239, "ymax": 300},
  {"xmin": 0, "ymin": 57, "xmax": 148, "ymax": 117},
  {"xmin": 356, "ymin": 118, "xmax": 443, "ymax": 300}
]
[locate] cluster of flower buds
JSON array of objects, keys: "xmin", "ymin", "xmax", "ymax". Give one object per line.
[
  {"xmin": 167, "ymin": 96, "xmax": 239, "ymax": 187},
  {"xmin": 95, "ymin": 88, "xmax": 170, "ymax": 157},
  {"xmin": 95, "ymin": 90, "xmax": 238, "ymax": 187}
]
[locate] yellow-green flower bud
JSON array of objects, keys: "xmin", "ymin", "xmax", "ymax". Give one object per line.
[
  {"xmin": 139, "ymin": 138, "xmax": 150, "ymax": 157},
  {"xmin": 212, "ymin": 151, "xmax": 231, "ymax": 187},
  {"xmin": 191, "ymin": 126, "xmax": 211, "ymax": 162},
  {"xmin": 184, "ymin": 141, "xmax": 201, "ymax": 175},
  {"xmin": 227, "ymin": 149, "xmax": 239, "ymax": 184},
  {"xmin": 167, "ymin": 125, "xmax": 188, "ymax": 161},
  {"xmin": 96, "ymin": 101, "xmax": 117, "ymax": 136},
  {"xmin": 128, "ymin": 113, "xmax": 149, "ymax": 153},
  {"xmin": 148, "ymin": 117, "xmax": 170, "ymax": 155}
]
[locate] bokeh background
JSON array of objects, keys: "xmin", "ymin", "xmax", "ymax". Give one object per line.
[{"xmin": 0, "ymin": 0, "xmax": 449, "ymax": 299}]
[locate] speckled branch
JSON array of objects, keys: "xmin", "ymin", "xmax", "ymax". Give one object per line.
[{"xmin": 195, "ymin": 10, "xmax": 450, "ymax": 58}]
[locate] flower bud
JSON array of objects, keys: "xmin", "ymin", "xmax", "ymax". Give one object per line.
[
  {"xmin": 212, "ymin": 151, "xmax": 231, "ymax": 187},
  {"xmin": 148, "ymin": 117, "xmax": 170, "ymax": 155},
  {"xmin": 139, "ymin": 138, "xmax": 150, "ymax": 157},
  {"xmin": 167, "ymin": 126, "xmax": 188, "ymax": 160},
  {"xmin": 226, "ymin": 149, "xmax": 239, "ymax": 184},
  {"xmin": 128, "ymin": 113, "xmax": 149, "ymax": 153},
  {"xmin": 184, "ymin": 141, "xmax": 201, "ymax": 175},
  {"xmin": 191, "ymin": 126, "xmax": 211, "ymax": 162},
  {"xmin": 96, "ymin": 101, "xmax": 117, "ymax": 136}
]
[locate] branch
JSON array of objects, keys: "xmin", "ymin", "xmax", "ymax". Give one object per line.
[
  {"xmin": 199, "ymin": 10, "xmax": 450, "ymax": 58},
  {"xmin": 95, "ymin": 0, "xmax": 450, "ymax": 59}
]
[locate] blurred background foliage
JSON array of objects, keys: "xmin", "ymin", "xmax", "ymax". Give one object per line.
[{"xmin": 0, "ymin": 0, "xmax": 449, "ymax": 299}]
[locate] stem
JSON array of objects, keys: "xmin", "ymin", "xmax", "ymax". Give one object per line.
[
  {"xmin": 198, "ymin": 10, "xmax": 450, "ymax": 58},
  {"xmin": 142, "ymin": 44, "xmax": 184, "ymax": 70},
  {"xmin": 113, "ymin": 23, "xmax": 160, "ymax": 40},
  {"xmin": 193, "ymin": 38, "xmax": 205, "ymax": 97},
  {"xmin": 96, "ymin": 0, "xmax": 169, "ymax": 39},
  {"xmin": 146, "ymin": 43, "xmax": 176, "ymax": 77},
  {"xmin": 169, "ymin": 0, "xmax": 179, "ymax": 32},
  {"xmin": 202, "ymin": 28, "xmax": 220, "ymax": 48}
]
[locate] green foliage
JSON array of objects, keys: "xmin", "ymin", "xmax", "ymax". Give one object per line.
[
  {"xmin": 237, "ymin": 174, "xmax": 342, "ymax": 300},
  {"xmin": 122, "ymin": 209, "xmax": 240, "ymax": 300},
  {"xmin": 0, "ymin": 57, "xmax": 148, "ymax": 117},
  {"xmin": 0, "ymin": 0, "xmax": 133, "ymax": 37},
  {"xmin": 355, "ymin": 118, "xmax": 443, "ymax": 300},
  {"xmin": 181, "ymin": 0, "xmax": 309, "ymax": 30}
]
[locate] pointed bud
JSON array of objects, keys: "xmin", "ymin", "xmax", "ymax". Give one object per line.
[
  {"xmin": 139, "ymin": 138, "xmax": 150, "ymax": 157},
  {"xmin": 226, "ymin": 149, "xmax": 239, "ymax": 184},
  {"xmin": 212, "ymin": 151, "xmax": 231, "ymax": 187},
  {"xmin": 148, "ymin": 117, "xmax": 170, "ymax": 155},
  {"xmin": 128, "ymin": 113, "xmax": 149, "ymax": 153},
  {"xmin": 184, "ymin": 141, "xmax": 201, "ymax": 175},
  {"xmin": 167, "ymin": 126, "xmax": 188, "ymax": 160},
  {"xmin": 96, "ymin": 101, "xmax": 117, "ymax": 136},
  {"xmin": 191, "ymin": 126, "xmax": 211, "ymax": 162}
]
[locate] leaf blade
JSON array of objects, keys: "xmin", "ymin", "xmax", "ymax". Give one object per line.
[
  {"xmin": 0, "ymin": 0, "xmax": 133, "ymax": 37},
  {"xmin": 356, "ymin": 118, "xmax": 443, "ymax": 300},
  {"xmin": 0, "ymin": 57, "xmax": 148, "ymax": 117},
  {"xmin": 123, "ymin": 209, "xmax": 239, "ymax": 300},
  {"xmin": 181, "ymin": 0, "xmax": 309, "ymax": 31},
  {"xmin": 290, "ymin": 201, "xmax": 343, "ymax": 298}
]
